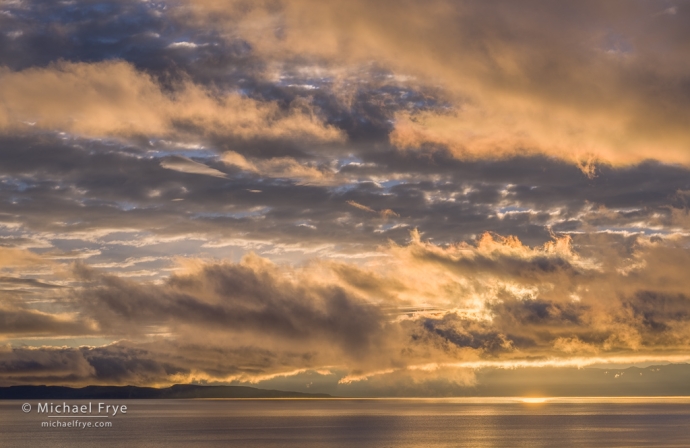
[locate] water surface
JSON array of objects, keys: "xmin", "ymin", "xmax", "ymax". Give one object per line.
[{"xmin": 1, "ymin": 398, "xmax": 689, "ymax": 447}]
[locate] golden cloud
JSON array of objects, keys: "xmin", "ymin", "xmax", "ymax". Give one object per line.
[
  {"xmin": 0, "ymin": 60, "xmax": 344, "ymax": 143},
  {"xmin": 221, "ymin": 150, "xmax": 336, "ymax": 184},
  {"xmin": 180, "ymin": 0, "xmax": 690, "ymax": 168}
]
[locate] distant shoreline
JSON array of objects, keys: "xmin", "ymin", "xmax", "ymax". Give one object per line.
[{"xmin": 0, "ymin": 384, "xmax": 332, "ymax": 400}]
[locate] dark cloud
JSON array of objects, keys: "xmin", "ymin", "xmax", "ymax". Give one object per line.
[
  {"xmin": 74, "ymin": 258, "xmax": 385, "ymax": 356},
  {"xmin": 421, "ymin": 315, "xmax": 513, "ymax": 355},
  {"xmin": 0, "ymin": 307, "xmax": 91, "ymax": 336}
]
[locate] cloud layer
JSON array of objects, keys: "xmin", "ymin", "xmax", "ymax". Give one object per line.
[
  {"xmin": 181, "ymin": 0, "xmax": 690, "ymax": 167},
  {"xmin": 4, "ymin": 231, "xmax": 690, "ymax": 393},
  {"xmin": 0, "ymin": 0, "xmax": 689, "ymax": 395}
]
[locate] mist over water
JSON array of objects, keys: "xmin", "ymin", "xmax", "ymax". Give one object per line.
[{"xmin": 2, "ymin": 399, "xmax": 690, "ymax": 447}]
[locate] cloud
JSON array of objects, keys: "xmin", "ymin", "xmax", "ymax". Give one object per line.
[
  {"xmin": 221, "ymin": 151, "xmax": 335, "ymax": 184},
  {"xmin": 75, "ymin": 254, "xmax": 386, "ymax": 344},
  {"xmin": 0, "ymin": 306, "xmax": 95, "ymax": 338},
  {"xmin": 160, "ymin": 156, "xmax": 227, "ymax": 178},
  {"xmin": 346, "ymin": 200, "xmax": 376, "ymax": 213},
  {"xmin": 0, "ymin": 246, "xmax": 46, "ymax": 268},
  {"xmin": 0, "ymin": 347, "xmax": 96, "ymax": 384},
  {"xmin": 0, "ymin": 60, "xmax": 344, "ymax": 143},
  {"xmin": 347, "ymin": 200, "xmax": 399, "ymax": 219},
  {"xmin": 1, "ymin": 229, "xmax": 690, "ymax": 388},
  {"xmin": 180, "ymin": 0, "xmax": 690, "ymax": 168}
]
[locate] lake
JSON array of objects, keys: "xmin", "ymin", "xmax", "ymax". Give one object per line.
[{"xmin": 1, "ymin": 398, "xmax": 690, "ymax": 447}]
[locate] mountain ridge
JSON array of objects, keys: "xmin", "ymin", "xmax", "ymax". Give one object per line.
[{"xmin": 0, "ymin": 384, "xmax": 332, "ymax": 400}]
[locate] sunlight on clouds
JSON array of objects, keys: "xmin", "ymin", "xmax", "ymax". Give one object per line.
[
  {"xmin": 0, "ymin": 61, "xmax": 344, "ymax": 143},
  {"xmin": 1, "ymin": 0, "xmax": 690, "ymax": 396},
  {"xmin": 160, "ymin": 156, "xmax": 227, "ymax": 178},
  {"xmin": 181, "ymin": 0, "xmax": 690, "ymax": 168},
  {"xmin": 221, "ymin": 151, "xmax": 337, "ymax": 185},
  {"xmin": 4, "ymin": 230, "xmax": 690, "ymax": 388}
]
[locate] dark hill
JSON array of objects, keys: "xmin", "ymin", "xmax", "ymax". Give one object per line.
[{"xmin": 0, "ymin": 384, "xmax": 332, "ymax": 400}]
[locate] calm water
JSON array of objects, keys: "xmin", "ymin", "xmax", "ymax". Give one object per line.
[{"xmin": 2, "ymin": 398, "xmax": 690, "ymax": 447}]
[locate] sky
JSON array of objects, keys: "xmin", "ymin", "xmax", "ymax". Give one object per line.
[{"xmin": 0, "ymin": 0, "xmax": 690, "ymax": 396}]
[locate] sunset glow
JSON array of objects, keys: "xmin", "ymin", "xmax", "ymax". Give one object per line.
[{"xmin": 1, "ymin": 0, "xmax": 690, "ymax": 398}]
